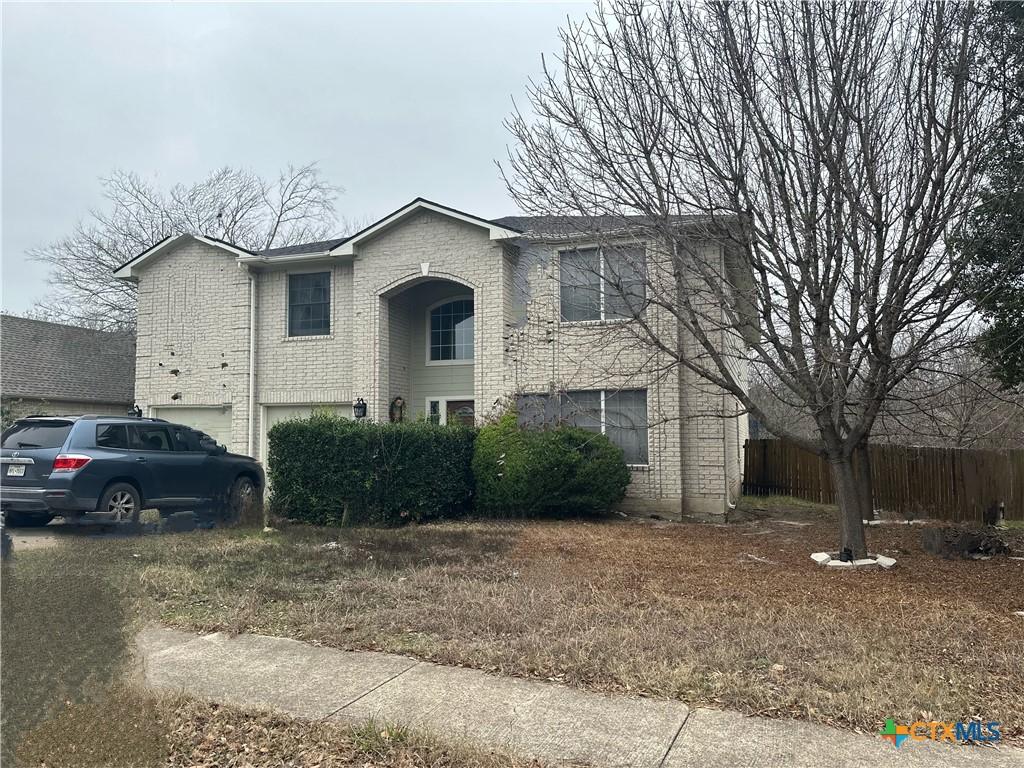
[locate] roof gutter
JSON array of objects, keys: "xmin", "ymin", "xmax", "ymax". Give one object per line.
[{"xmin": 236, "ymin": 251, "xmax": 334, "ymax": 266}]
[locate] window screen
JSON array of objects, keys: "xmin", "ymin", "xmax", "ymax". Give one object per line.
[
  {"xmin": 605, "ymin": 390, "xmax": 648, "ymax": 464},
  {"xmin": 515, "ymin": 389, "xmax": 649, "ymax": 465},
  {"xmin": 288, "ymin": 272, "xmax": 331, "ymax": 336},
  {"xmin": 563, "ymin": 391, "xmax": 602, "ymax": 433},
  {"xmin": 604, "ymin": 246, "xmax": 647, "ymax": 319},
  {"xmin": 560, "ymin": 249, "xmax": 601, "ymax": 321}
]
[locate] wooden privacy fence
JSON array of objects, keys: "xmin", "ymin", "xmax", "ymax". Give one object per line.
[{"xmin": 743, "ymin": 439, "xmax": 1024, "ymax": 522}]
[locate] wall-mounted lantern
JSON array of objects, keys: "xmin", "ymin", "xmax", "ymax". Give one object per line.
[{"xmin": 353, "ymin": 398, "xmax": 367, "ymax": 420}]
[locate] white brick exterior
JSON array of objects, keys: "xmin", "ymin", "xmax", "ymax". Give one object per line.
[{"xmin": 129, "ymin": 209, "xmax": 747, "ymax": 519}]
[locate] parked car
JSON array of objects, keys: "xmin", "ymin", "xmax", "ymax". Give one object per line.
[{"xmin": 0, "ymin": 415, "xmax": 263, "ymax": 527}]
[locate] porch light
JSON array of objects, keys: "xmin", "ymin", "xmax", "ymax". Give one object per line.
[{"xmin": 353, "ymin": 398, "xmax": 367, "ymax": 419}]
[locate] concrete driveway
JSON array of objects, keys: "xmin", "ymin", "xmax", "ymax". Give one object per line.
[
  {"xmin": 6, "ymin": 519, "xmax": 131, "ymax": 551},
  {"xmin": 4, "ymin": 512, "xmax": 175, "ymax": 551}
]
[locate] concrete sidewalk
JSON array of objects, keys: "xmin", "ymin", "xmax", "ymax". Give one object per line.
[{"xmin": 138, "ymin": 627, "xmax": 1021, "ymax": 768}]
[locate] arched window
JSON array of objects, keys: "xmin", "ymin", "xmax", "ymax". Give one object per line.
[{"xmin": 428, "ymin": 298, "xmax": 474, "ymax": 362}]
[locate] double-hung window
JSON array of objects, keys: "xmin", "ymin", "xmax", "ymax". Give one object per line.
[
  {"xmin": 517, "ymin": 389, "xmax": 649, "ymax": 465},
  {"xmin": 560, "ymin": 245, "xmax": 646, "ymax": 322},
  {"xmin": 288, "ymin": 272, "xmax": 331, "ymax": 337}
]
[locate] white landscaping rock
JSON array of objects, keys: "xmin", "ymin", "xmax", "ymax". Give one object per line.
[
  {"xmin": 810, "ymin": 552, "xmax": 832, "ymax": 565},
  {"xmin": 853, "ymin": 558, "xmax": 878, "ymax": 569},
  {"xmin": 827, "ymin": 559, "xmax": 854, "ymax": 569},
  {"xmin": 875, "ymin": 555, "xmax": 897, "ymax": 569}
]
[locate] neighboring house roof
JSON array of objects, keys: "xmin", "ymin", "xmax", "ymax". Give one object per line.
[{"xmin": 0, "ymin": 315, "xmax": 136, "ymax": 406}]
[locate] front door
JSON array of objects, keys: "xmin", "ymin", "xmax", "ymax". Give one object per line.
[{"xmin": 445, "ymin": 400, "xmax": 475, "ymax": 427}]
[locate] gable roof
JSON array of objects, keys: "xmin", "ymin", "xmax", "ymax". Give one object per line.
[
  {"xmin": 326, "ymin": 198, "xmax": 522, "ymax": 256},
  {"xmin": 113, "ymin": 234, "xmax": 257, "ymax": 279},
  {"xmin": 117, "ymin": 203, "xmax": 714, "ymax": 274},
  {"xmin": 1, "ymin": 315, "xmax": 136, "ymax": 405}
]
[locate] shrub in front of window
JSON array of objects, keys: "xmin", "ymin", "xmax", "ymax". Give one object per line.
[
  {"xmin": 472, "ymin": 410, "xmax": 630, "ymax": 517},
  {"xmin": 267, "ymin": 413, "xmax": 474, "ymax": 526}
]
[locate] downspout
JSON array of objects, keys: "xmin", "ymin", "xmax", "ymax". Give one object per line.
[
  {"xmin": 723, "ymin": 391, "xmax": 735, "ymax": 511},
  {"xmin": 245, "ymin": 266, "xmax": 257, "ymax": 457}
]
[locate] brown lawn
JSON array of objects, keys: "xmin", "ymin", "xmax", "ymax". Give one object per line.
[{"xmin": 127, "ymin": 499, "xmax": 1024, "ymax": 742}]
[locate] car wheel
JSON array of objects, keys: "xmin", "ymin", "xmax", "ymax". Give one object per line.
[
  {"xmin": 225, "ymin": 476, "xmax": 260, "ymax": 525},
  {"xmin": 98, "ymin": 483, "xmax": 142, "ymax": 524},
  {"xmin": 5, "ymin": 512, "xmax": 54, "ymax": 528}
]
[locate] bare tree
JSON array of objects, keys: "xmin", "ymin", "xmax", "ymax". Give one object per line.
[
  {"xmin": 751, "ymin": 350, "xmax": 1024, "ymax": 451},
  {"xmin": 503, "ymin": 0, "xmax": 1008, "ymax": 557},
  {"xmin": 30, "ymin": 163, "xmax": 342, "ymax": 330}
]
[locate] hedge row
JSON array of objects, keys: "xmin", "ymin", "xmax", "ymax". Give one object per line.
[
  {"xmin": 267, "ymin": 414, "xmax": 475, "ymax": 526},
  {"xmin": 267, "ymin": 409, "xmax": 630, "ymax": 526}
]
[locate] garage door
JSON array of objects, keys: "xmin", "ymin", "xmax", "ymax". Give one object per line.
[
  {"xmin": 152, "ymin": 406, "xmax": 233, "ymax": 450},
  {"xmin": 262, "ymin": 403, "xmax": 352, "ymax": 461}
]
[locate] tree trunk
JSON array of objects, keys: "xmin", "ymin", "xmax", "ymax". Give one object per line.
[
  {"xmin": 853, "ymin": 440, "xmax": 874, "ymax": 524},
  {"xmin": 830, "ymin": 455, "xmax": 869, "ymax": 559}
]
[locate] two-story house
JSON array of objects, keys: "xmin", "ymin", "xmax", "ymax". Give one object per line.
[{"xmin": 115, "ymin": 198, "xmax": 748, "ymax": 519}]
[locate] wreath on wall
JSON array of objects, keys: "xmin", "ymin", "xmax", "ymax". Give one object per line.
[{"xmin": 389, "ymin": 396, "xmax": 406, "ymax": 423}]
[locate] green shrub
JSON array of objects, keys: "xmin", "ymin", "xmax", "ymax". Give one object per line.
[
  {"xmin": 472, "ymin": 410, "xmax": 630, "ymax": 516},
  {"xmin": 267, "ymin": 413, "xmax": 474, "ymax": 526}
]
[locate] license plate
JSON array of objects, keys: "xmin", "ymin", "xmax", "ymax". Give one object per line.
[{"xmin": 6, "ymin": 465, "xmax": 25, "ymax": 477}]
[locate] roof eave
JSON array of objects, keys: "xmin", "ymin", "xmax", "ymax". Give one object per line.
[
  {"xmin": 328, "ymin": 198, "xmax": 521, "ymax": 257},
  {"xmin": 113, "ymin": 234, "xmax": 257, "ymax": 279}
]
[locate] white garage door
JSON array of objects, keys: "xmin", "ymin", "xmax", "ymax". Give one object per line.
[
  {"xmin": 262, "ymin": 403, "xmax": 352, "ymax": 462},
  {"xmin": 152, "ymin": 406, "xmax": 233, "ymax": 450}
]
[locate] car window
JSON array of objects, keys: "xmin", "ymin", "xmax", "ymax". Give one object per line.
[
  {"xmin": 96, "ymin": 424, "xmax": 130, "ymax": 449},
  {"xmin": 172, "ymin": 427, "xmax": 202, "ymax": 452},
  {"xmin": 129, "ymin": 425, "xmax": 174, "ymax": 452},
  {"xmin": 1, "ymin": 421, "xmax": 73, "ymax": 449}
]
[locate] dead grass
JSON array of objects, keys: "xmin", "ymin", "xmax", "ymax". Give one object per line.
[
  {"xmin": 15, "ymin": 688, "xmax": 534, "ymax": 768},
  {"xmin": 5, "ymin": 506, "xmax": 1022, "ymax": 759},
  {"xmin": 126, "ymin": 510, "xmax": 1024, "ymax": 742}
]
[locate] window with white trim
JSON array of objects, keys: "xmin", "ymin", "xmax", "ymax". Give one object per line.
[
  {"xmin": 560, "ymin": 246, "xmax": 646, "ymax": 322},
  {"xmin": 428, "ymin": 298, "xmax": 474, "ymax": 362},
  {"xmin": 288, "ymin": 272, "xmax": 331, "ymax": 336},
  {"xmin": 516, "ymin": 389, "xmax": 649, "ymax": 465}
]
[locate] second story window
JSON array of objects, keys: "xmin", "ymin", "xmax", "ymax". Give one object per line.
[
  {"xmin": 428, "ymin": 298, "xmax": 474, "ymax": 363},
  {"xmin": 560, "ymin": 246, "xmax": 646, "ymax": 322},
  {"xmin": 288, "ymin": 272, "xmax": 331, "ymax": 337}
]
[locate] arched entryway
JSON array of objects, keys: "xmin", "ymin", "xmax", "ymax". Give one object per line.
[{"xmin": 379, "ymin": 276, "xmax": 476, "ymax": 425}]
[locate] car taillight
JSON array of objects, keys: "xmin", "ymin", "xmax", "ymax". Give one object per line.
[{"xmin": 52, "ymin": 455, "xmax": 92, "ymax": 472}]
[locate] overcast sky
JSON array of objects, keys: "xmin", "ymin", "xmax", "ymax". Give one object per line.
[{"xmin": 1, "ymin": 1, "xmax": 588, "ymax": 315}]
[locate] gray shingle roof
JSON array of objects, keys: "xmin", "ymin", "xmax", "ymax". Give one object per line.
[
  {"xmin": 260, "ymin": 239, "xmax": 348, "ymax": 258},
  {"xmin": 1, "ymin": 315, "xmax": 136, "ymax": 405},
  {"xmin": 491, "ymin": 214, "xmax": 709, "ymax": 238}
]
